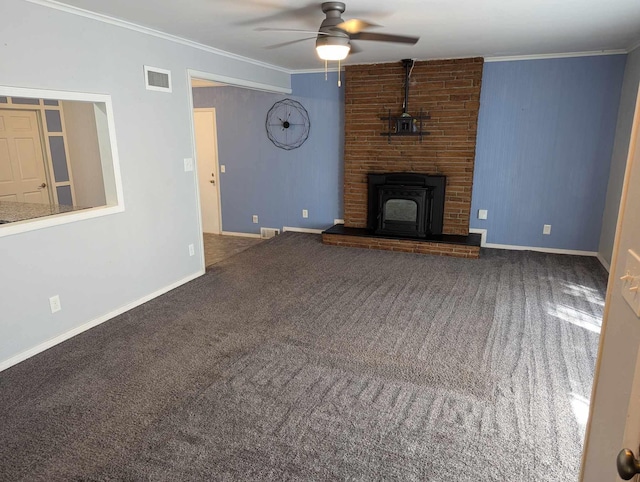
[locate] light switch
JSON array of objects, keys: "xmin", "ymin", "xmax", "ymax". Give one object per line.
[
  {"xmin": 183, "ymin": 158, "xmax": 193, "ymax": 172},
  {"xmin": 478, "ymin": 209, "xmax": 488, "ymax": 220},
  {"xmin": 220, "ymin": 165, "xmax": 226, "ymax": 173},
  {"xmin": 621, "ymin": 249, "xmax": 640, "ymax": 317}
]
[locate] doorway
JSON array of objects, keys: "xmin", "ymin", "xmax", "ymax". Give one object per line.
[{"xmin": 193, "ymin": 108, "xmax": 222, "ymax": 234}]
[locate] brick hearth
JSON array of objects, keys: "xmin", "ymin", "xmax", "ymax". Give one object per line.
[{"xmin": 322, "ymin": 57, "xmax": 484, "ymax": 259}]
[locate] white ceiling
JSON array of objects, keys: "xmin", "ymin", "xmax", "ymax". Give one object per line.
[{"xmin": 48, "ymin": 0, "xmax": 640, "ymax": 71}]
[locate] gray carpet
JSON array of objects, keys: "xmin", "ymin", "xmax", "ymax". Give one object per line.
[{"xmin": 0, "ymin": 232, "xmax": 607, "ymax": 481}]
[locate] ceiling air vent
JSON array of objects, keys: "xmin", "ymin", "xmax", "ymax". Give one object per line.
[{"xmin": 144, "ymin": 65, "xmax": 172, "ymax": 93}]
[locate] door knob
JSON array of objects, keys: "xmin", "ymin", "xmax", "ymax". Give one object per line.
[
  {"xmin": 209, "ymin": 180, "xmax": 215, "ymax": 185},
  {"xmin": 38, "ymin": 182, "xmax": 47, "ymax": 189},
  {"xmin": 617, "ymin": 448, "xmax": 640, "ymax": 480}
]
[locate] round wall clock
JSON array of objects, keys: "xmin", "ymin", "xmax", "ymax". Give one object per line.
[{"xmin": 265, "ymin": 99, "xmax": 310, "ymax": 150}]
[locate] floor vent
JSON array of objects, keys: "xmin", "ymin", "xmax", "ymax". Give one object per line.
[
  {"xmin": 144, "ymin": 66, "xmax": 172, "ymax": 93},
  {"xmin": 260, "ymin": 227, "xmax": 280, "ymax": 239}
]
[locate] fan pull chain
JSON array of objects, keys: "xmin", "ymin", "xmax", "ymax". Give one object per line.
[
  {"xmin": 338, "ymin": 59, "xmax": 342, "ymax": 87},
  {"xmin": 325, "ymin": 60, "xmax": 328, "ymax": 81}
]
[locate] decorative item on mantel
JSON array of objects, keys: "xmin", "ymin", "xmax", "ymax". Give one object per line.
[{"xmin": 380, "ymin": 59, "xmax": 430, "ymax": 143}]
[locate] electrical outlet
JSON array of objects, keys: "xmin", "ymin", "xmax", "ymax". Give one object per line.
[
  {"xmin": 478, "ymin": 209, "xmax": 488, "ymax": 220},
  {"xmin": 252, "ymin": 215, "xmax": 258, "ymax": 224},
  {"xmin": 302, "ymin": 209, "xmax": 308, "ymax": 218},
  {"xmin": 543, "ymin": 224, "xmax": 552, "ymax": 235},
  {"xmin": 49, "ymin": 295, "xmax": 61, "ymax": 313},
  {"xmin": 188, "ymin": 244, "xmax": 195, "ymax": 256},
  {"xmin": 183, "ymin": 158, "xmax": 193, "ymax": 172},
  {"xmin": 220, "ymin": 165, "xmax": 226, "ymax": 173}
]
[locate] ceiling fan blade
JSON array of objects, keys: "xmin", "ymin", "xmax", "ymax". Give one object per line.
[
  {"xmin": 236, "ymin": 2, "xmax": 319, "ymax": 27},
  {"xmin": 255, "ymin": 27, "xmax": 329, "ymax": 35},
  {"xmin": 336, "ymin": 19, "xmax": 379, "ymax": 34},
  {"xmin": 350, "ymin": 32, "xmax": 419, "ymax": 45},
  {"xmin": 265, "ymin": 37, "xmax": 317, "ymax": 50}
]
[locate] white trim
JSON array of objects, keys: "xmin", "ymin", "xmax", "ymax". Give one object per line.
[
  {"xmin": 484, "ymin": 50, "xmax": 627, "ymax": 62},
  {"xmin": 0, "ymin": 205, "xmax": 124, "ymax": 237},
  {"xmin": 221, "ymin": 231, "xmax": 261, "ymax": 238},
  {"xmin": 291, "ymin": 67, "xmax": 341, "ymax": 74},
  {"xmin": 333, "ymin": 219, "xmax": 344, "ymax": 225},
  {"xmin": 470, "ymin": 227, "xmax": 598, "ymax": 256},
  {"xmin": 0, "ymin": 85, "xmax": 125, "ymax": 239},
  {"xmin": 627, "ymin": 39, "xmax": 640, "ymax": 53},
  {"xmin": 469, "ymin": 228, "xmax": 487, "ymax": 247},
  {"xmin": 0, "ymin": 85, "xmax": 114, "ymax": 103},
  {"xmin": 185, "ymin": 72, "xmax": 207, "ymax": 273},
  {"xmin": 0, "ymin": 270, "xmax": 204, "ymax": 372},
  {"xmin": 346, "ymin": 50, "xmax": 629, "ymax": 70},
  {"xmin": 597, "ymin": 253, "xmax": 611, "ymax": 272},
  {"xmin": 282, "ymin": 226, "xmax": 323, "ymax": 234},
  {"xmin": 188, "ymin": 69, "xmax": 291, "ymax": 95},
  {"xmin": 484, "ymin": 242, "xmax": 597, "ymax": 256},
  {"xmin": 144, "ymin": 65, "xmax": 172, "ymax": 93},
  {"xmin": 23, "ymin": 0, "xmax": 290, "ymax": 75}
]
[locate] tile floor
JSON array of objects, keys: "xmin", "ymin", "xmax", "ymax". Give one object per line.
[{"xmin": 203, "ymin": 233, "xmax": 263, "ymax": 267}]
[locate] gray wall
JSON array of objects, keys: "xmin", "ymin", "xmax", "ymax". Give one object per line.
[
  {"xmin": 598, "ymin": 47, "xmax": 640, "ymax": 266},
  {"xmin": 62, "ymin": 100, "xmax": 106, "ymax": 207},
  {"xmin": 0, "ymin": 0, "xmax": 289, "ymax": 367}
]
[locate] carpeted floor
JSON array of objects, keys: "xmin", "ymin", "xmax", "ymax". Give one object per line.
[{"xmin": 0, "ymin": 233, "xmax": 607, "ymax": 481}]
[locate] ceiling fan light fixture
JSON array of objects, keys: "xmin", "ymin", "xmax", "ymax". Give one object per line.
[{"xmin": 316, "ymin": 43, "xmax": 350, "ymax": 60}]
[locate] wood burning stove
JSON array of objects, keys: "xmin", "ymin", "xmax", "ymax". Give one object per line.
[{"xmin": 367, "ymin": 173, "xmax": 446, "ymax": 238}]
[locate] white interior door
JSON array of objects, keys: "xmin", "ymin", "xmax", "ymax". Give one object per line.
[
  {"xmin": 0, "ymin": 109, "xmax": 50, "ymax": 203},
  {"xmin": 581, "ymin": 84, "xmax": 640, "ymax": 481},
  {"xmin": 194, "ymin": 109, "xmax": 221, "ymax": 234}
]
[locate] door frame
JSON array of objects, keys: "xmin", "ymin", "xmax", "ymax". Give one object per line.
[
  {"xmin": 580, "ymin": 82, "xmax": 640, "ymax": 480},
  {"xmin": 185, "ymin": 69, "xmax": 291, "ymax": 270},
  {"xmin": 193, "ymin": 107, "xmax": 223, "ymax": 235}
]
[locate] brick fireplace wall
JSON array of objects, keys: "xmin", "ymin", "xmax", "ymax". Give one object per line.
[{"xmin": 344, "ymin": 58, "xmax": 483, "ymax": 235}]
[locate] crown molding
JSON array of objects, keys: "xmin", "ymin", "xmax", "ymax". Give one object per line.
[
  {"xmin": 291, "ymin": 51, "xmax": 624, "ymax": 75},
  {"xmin": 23, "ymin": 0, "xmax": 291, "ymax": 75},
  {"xmin": 484, "ymin": 49, "xmax": 628, "ymax": 62},
  {"xmin": 627, "ymin": 38, "xmax": 640, "ymax": 53},
  {"xmin": 290, "ymin": 67, "xmax": 342, "ymax": 74}
]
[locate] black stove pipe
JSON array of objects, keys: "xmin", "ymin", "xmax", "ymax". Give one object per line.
[{"xmin": 401, "ymin": 59, "xmax": 414, "ymax": 115}]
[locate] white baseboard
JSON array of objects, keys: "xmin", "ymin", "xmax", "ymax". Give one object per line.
[
  {"xmin": 596, "ymin": 253, "xmax": 611, "ymax": 272},
  {"xmin": 469, "ymin": 228, "xmax": 597, "ymax": 256},
  {"xmin": 282, "ymin": 226, "xmax": 324, "ymax": 234},
  {"xmin": 333, "ymin": 219, "xmax": 344, "ymax": 225},
  {"xmin": 0, "ymin": 270, "xmax": 205, "ymax": 373},
  {"xmin": 484, "ymin": 242, "xmax": 597, "ymax": 256},
  {"xmin": 220, "ymin": 231, "xmax": 261, "ymax": 239},
  {"xmin": 469, "ymin": 228, "xmax": 487, "ymax": 247}
]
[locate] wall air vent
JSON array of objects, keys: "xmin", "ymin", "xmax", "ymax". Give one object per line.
[
  {"xmin": 260, "ymin": 227, "xmax": 280, "ymax": 239},
  {"xmin": 144, "ymin": 65, "xmax": 172, "ymax": 93}
]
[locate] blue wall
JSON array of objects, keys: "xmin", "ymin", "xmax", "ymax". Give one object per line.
[
  {"xmin": 192, "ymin": 72, "xmax": 344, "ymax": 234},
  {"xmin": 470, "ymin": 55, "xmax": 626, "ymax": 251}
]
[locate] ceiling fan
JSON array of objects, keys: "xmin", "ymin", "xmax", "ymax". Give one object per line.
[{"xmin": 256, "ymin": 1, "xmax": 419, "ymax": 62}]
